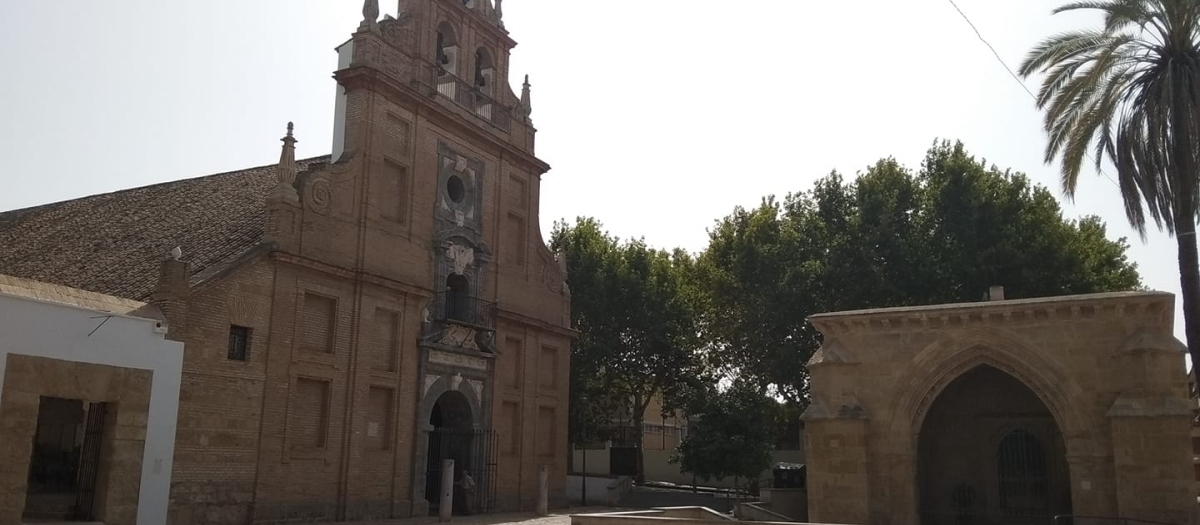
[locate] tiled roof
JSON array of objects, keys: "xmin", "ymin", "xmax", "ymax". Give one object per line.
[{"xmin": 0, "ymin": 156, "xmax": 330, "ymax": 300}]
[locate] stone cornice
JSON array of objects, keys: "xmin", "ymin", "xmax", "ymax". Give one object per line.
[
  {"xmin": 809, "ymin": 291, "xmax": 1174, "ymax": 337},
  {"xmin": 1106, "ymin": 393, "xmax": 1193, "ymax": 418},
  {"xmin": 495, "ymin": 307, "xmax": 578, "ymax": 339}
]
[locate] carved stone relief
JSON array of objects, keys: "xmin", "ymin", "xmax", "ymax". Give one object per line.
[
  {"xmin": 447, "ymin": 243, "xmax": 475, "ymax": 275},
  {"xmin": 428, "ymin": 349, "xmax": 489, "ymax": 371},
  {"xmin": 437, "ymin": 325, "xmax": 480, "ymax": 350}
]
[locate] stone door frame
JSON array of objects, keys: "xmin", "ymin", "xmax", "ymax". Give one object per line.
[{"xmin": 0, "ymin": 354, "xmax": 152, "ymax": 525}]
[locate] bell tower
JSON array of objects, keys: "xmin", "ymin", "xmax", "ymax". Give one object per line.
[
  {"xmin": 313, "ymin": 0, "xmax": 570, "ymax": 516},
  {"xmin": 332, "ymin": 0, "xmax": 535, "ymax": 164}
]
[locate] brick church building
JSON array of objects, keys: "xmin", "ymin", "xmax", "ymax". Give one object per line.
[{"xmin": 0, "ymin": 0, "xmax": 572, "ymax": 522}]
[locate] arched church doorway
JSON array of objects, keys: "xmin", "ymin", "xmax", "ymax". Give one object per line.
[
  {"xmin": 423, "ymin": 390, "xmax": 497, "ymax": 515},
  {"xmin": 917, "ymin": 365, "xmax": 1071, "ymax": 525}
]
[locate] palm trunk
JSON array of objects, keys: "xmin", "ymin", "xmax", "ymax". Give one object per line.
[{"xmin": 1176, "ymin": 218, "xmax": 1200, "ymax": 386}]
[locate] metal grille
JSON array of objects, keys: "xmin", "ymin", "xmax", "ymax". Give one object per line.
[
  {"xmin": 997, "ymin": 430, "xmax": 1049, "ymax": 523},
  {"xmin": 432, "ymin": 291, "xmax": 497, "ymax": 329},
  {"xmin": 73, "ymin": 402, "xmax": 107, "ymax": 521},
  {"xmin": 228, "ymin": 325, "xmax": 250, "ymax": 361},
  {"xmin": 425, "ymin": 428, "xmax": 499, "ymax": 514}
]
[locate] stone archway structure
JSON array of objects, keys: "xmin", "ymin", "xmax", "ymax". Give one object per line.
[
  {"xmin": 411, "ymin": 372, "xmax": 487, "ymax": 512},
  {"xmin": 803, "ymin": 291, "xmax": 1193, "ymax": 525}
]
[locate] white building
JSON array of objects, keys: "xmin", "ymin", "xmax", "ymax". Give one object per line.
[{"xmin": 0, "ymin": 274, "xmax": 184, "ymax": 525}]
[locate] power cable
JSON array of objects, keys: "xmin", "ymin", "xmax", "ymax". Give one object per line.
[{"xmin": 946, "ymin": 0, "xmax": 1122, "ymax": 189}]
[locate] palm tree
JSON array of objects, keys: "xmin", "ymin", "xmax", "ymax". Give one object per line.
[{"xmin": 1019, "ymin": 0, "xmax": 1200, "ymax": 381}]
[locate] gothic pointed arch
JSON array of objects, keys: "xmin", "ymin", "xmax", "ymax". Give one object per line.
[{"xmin": 884, "ymin": 327, "xmax": 1091, "ymax": 456}]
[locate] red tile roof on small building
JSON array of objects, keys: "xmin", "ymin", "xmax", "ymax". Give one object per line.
[{"xmin": 0, "ymin": 156, "xmax": 330, "ymax": 300}]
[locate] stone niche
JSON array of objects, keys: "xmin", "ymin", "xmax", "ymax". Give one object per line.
[
  {"xmin": 803, "ymin": 291, "xmax": 1194, "ymax": 525},
  {"xmin": 0, "ymin": 354, "xmax": 152, "ymax": 525}
]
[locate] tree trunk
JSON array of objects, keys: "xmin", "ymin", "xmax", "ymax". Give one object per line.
[
  {"xmin": 1176, "ymin": 218, "xmax": 1200, "ymax": 387},
  {"xmin": 634, "ymin": 392, "xmax": 646, "ymax": 485}
]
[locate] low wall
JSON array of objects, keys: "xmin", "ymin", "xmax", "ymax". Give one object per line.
[
  {"xmin": 641, "ymin": 449, "xmax": 806, "ymax": 488},
  {"xmin": 572, "ymin": 507, "xmax": 825, "ymax": 525},
  {"xmin": 568, "ymin": 474, "xmax": 618, "ymax": 505},
  {"xmin": 735, "ymin": 502, "xmax": 795, "ymax": 522},
  {"xmin": 573, "ymin": 448, "xmax": 806, "ymax": 489},
  {"xmin": 573, "ymin": 449, "xmax": 613, "ymax": 476},
  {"xmin": 759, "ymin": 489, "xmax": 807, "ymax": 521}
]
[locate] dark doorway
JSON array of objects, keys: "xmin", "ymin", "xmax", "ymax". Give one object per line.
[
  {"xmin": 917, "ymin": 366, "xmax": 1071, "ymax": 525},
  {"xmin": 445, "ymin": 273, "xmax": 471, "ymax": 323},
  {"xmin": 424, "ymin": 391, "xmax": 497, "ymax": 515},
  {"xmin": 24, "ymin": 397, "xmax": 107, "ymax": 522}
]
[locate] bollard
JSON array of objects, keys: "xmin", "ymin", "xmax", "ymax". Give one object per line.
[
  {"xmin": 536, "ymin": 464, "xmax": 549, "ymax": 516},
  {"xmin": 440, "ymin": 459, "xmax": 455, "ymax": 522}
]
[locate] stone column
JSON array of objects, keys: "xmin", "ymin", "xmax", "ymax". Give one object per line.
[
  {"xmin": 440, "ymin": 459, "xmax": 455, "ymax": 522},
  {"xmin": 1108, "ymin": 407, "xmax": 1193, "ymax": 524},
  {"xmin": 536, "ymin": 465, "xmax": 549, "ymax": 516},
  {"xmin": 802, "ymin": 414, "xmax": 870, "ymax": 525}
]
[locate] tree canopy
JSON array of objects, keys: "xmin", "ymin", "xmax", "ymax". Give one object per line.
[
  {"xmin": 696, "ymin": 140, "xmax": 1141, "ymax": 403},
  {"xmin": 557, "ymin": 140, "xmax": 1142, "ymax": 479},
  {"xmin": 670, "ymin": 380, "xmax": 775, "ymax": 483},
  {"xmin": 551, "ymin": 218, "xmax": 705, "ymax": 479}
]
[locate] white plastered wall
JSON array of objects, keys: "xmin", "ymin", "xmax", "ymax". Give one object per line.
[{"xmin": 0, "ymin": 292, "xmax": 184, "ymax": 525}]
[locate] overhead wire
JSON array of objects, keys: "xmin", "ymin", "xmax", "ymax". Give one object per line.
[{"xmin": 945, "ymin": 0, "xmax": 1122, "ymax": 189}]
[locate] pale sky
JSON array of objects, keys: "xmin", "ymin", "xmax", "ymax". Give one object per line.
[{"xmin": 0, "ymin": 1, "xmax": 1187, "ymax": 343}]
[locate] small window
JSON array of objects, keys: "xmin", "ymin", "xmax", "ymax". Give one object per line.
[{"xmin": 228, "ymin": 325, "xmax": 251, "ymax": 361}]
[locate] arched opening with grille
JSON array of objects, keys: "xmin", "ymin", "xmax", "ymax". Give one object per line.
[
  {"xmin": 917, "ymin": 365, "xmax": 1071, "ymax": 525},
  {"xmin": 445, "ymin": 273, "xmax": 471, "ymax": 323}
]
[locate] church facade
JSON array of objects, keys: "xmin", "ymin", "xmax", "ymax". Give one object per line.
[{"xmin": 0, "ymin": 0, "xmax": 572, "ymax": 523}]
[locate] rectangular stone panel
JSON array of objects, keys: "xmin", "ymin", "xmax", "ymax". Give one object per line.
[
  {"xmin": 300, "ymin": 293, "xmax": 337, "ymax": 355},
  {"xmin": 501, "ymin": 400, "xmax": 521, "ymax": 456},
  {"xmin": 537, "ymin": 406, "xmax": 555, "ymax": 457},
  {"xmin": 373, "ymin": 308, "xmax": 400, "ymax": 372},
  {"xmin": 505, "ymin": 214, "xmax": 525, "ymax": 266},
  {"xmin": 504, "ymin": 336, "xmax": 523, "ymax": 388},
  {"xmin": 366, "ymin": 386, "xmax": 393, "ymax": 450},
  {"xmin": 291, "ymin": 378, "xmax": 330, "ymax": 448},
  {"xmin": 380, "ymin": 159, "xmax": 408, "ymax": 224},
  {"xmin": 539, "ymin": 346, "xmax": 558, "ymax": 390}
]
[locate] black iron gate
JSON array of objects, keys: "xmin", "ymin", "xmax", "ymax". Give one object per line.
[
  {"xmin": 996, "ymin": 430, "xmax": 1050, "ymax": 524},
  {"xmin": 425, "ymin": 428, "xmax": 498, "ymax": 514},
  {"xmin": 73, "ymin": 402, "xmax": 108, "ymax": 521}
]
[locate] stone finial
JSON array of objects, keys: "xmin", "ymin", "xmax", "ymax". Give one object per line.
[
  {"xmin": 496, "ymin": 0, "xmax": 505, "ymax": 27},
  {"xmin": 170, "ymin": 246, "xmax": 183, "ymax": 261},
  {"xmin": 360, "ymin": 0, "xmax": 380, "ymax": 31},
  {"xmin": 269, "ymin": 122, "xmax": 300, "ymax": 203},
  {"xmin": 517, "ymin": 74, "xmax": 532, "ymax": 119}
]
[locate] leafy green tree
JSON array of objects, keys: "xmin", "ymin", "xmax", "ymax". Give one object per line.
[
  {"xmin": 697, "ymin": 141, "xmax": 1142, "ymax": 405},
  {"xmin": 670, "ymin": 380, "xmax": 775, "ymax": 484},
  {"xmin": 1018, "ymin": 0, "xmax": 1200, "ymax": 381},
  {"xmin": 552, "ymin": 218, "xmax": 705, "ymax": 482}
]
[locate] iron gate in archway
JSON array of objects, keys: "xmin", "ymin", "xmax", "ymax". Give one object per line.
[
  {"xmin": 917, "ymin": 366, "xmax": 1071, "ymax": 525},
  {"xmin": 424, "ymin": 428, "xmax": 498, "ymax": 514}
]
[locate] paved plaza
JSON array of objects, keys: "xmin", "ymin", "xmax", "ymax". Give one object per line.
[{"xmin": 308, "ymin": 508, "xmax": 611, "ymax": 525}]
